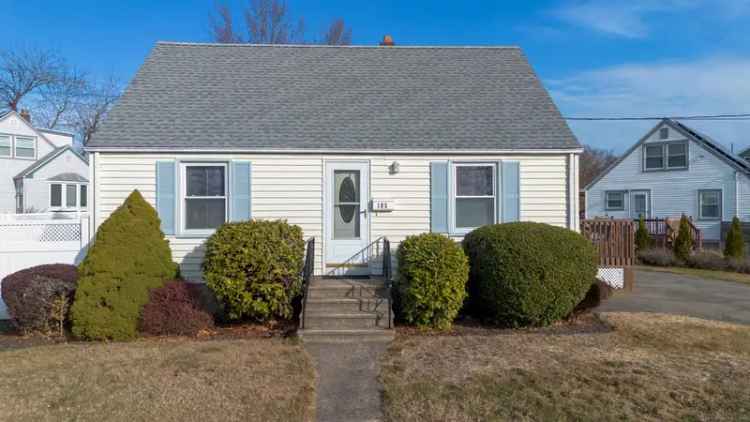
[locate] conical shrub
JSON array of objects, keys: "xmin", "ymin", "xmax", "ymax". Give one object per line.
[
  {"xmin": 71, "ymin": 190, "xmax": 178, "ymax": 340},
  {"xmin": 635, "ymin": 214, "xmax": 653, "ymax": 252},
  {"xmin": 724, "ymin": 216, "xmax": 745, "ymax": 259},
  {"xmin": 673, "ymin": 215, "xmax": 694, "ymax": 262}
]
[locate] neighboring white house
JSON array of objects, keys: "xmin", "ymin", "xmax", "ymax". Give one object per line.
[
  {"xmin": 85, "ymin": 42, "xmax": 583, "ymax": 280},
  {"xmin": 0, "ymin": 111, "xmax": 89, "ymax": 214},
  {"xmin": 585, "ymin": 119, "xmax": 750, "ymax": 244}
]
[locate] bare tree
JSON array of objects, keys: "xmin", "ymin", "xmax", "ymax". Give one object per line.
[
  {"xmin": 322, "ymin": 19, "xmax": 352, "ymax": 45},
  {"xmin": 0, "ymin": 48, "xmax": 66, "ymax": 112},
  {"xmin": 210, "ymin": 3, "xmax": 241, "ymax": 43},
  {"xmin": 35, "ymin": 70, "xmax": 87, "ymax": 129},
  {"xmin": 73, "ymin": 77, "xmax": 121, "ymax": 146},
  {"xmin": 580, "ymin": 144, "xmax": 619, "ymax": 187},
  {"xmin": 210, "ymin": 1, "xmax": 349, "ymax": 45}
]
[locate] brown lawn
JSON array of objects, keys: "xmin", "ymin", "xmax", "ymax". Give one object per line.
[
  {"xmin": 381, "ymin": 313, "xmax": 750, "ymax": 422},
  {"xmin": 0, "ymin": 338, "xmax": 316, "ymax": 422}
]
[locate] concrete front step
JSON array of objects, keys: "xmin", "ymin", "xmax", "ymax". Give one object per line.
[
  {"xmin": 304, "ymin": 312, "xmax": 387, "ymax": 330},
  {"xmin": 305, "ymin": 298, "xmax": 386, "ymax": 314},
  {"xmin": 299, "ymin": 329, "xmax": 395, "ymax": 344}
]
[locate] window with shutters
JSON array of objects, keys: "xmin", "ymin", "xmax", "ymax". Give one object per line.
[
  {"xmin": 180, "ymin": 163, "xmax": 227, "ymax": 233},
  {"xmin": 452, "ymin": 163, "xmax": 496, "ymax": 232}
]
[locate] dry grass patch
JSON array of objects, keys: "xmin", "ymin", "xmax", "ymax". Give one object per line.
[
  {"xmin": 636, "ymin": 264, "xmax": 750, "ymax": 286},
  {"xmin": 381, "ymin": 313, "xmax": 750, "ymax": 422},
  {"xmin": 0, "ymin": 338, "xmax": 315, "ymax": 422}
]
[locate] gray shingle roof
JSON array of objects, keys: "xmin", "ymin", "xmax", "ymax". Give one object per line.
[
  {"xmin": 48, "ymin": 172, "xmax": 89, "ymax": 183},
  {"xmin": 88, "ymin": 42, "xmax": 580, "ymax": 151}
]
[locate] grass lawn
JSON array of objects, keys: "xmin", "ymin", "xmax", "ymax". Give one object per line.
[
  {"xmin": 0, "ymin": 337, "xmax": 316, "ymax": 422},
  {"xmin": 636, "ymin": 264, "xmax": 750, "ymax": 286},
  {"xmin": 381, "ymin": 313, "xmax": 750, "ymax": 422}
]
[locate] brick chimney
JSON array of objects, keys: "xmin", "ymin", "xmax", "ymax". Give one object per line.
[
  {"xmin": 379, "ymin": 35, "xmax": 395, "ymax": 46},
  {"xmin": 19, "ymin": 109, "xmax": 31, "ymax": 124}
]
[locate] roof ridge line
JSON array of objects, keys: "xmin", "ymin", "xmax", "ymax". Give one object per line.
[{"xmin": 155, "ymin": 41, "xmax": 522, "ymax": 49}]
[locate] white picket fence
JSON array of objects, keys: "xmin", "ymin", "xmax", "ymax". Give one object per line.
[{"xmin": 0, "ymin": 213, "xmax": 90, "ymax": 319}]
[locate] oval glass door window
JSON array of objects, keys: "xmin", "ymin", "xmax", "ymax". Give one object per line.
[{"xmin": 333, "ymin": 170, "xmax": 360, "ymax": 239}]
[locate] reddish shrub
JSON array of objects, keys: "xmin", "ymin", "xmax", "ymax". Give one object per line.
[
  {"xmin": 139, "ymin": 281, "xmax": 214, "ymax": 336},
  {"xmin": 1, "ymin": 264, "xmax": 78, "ymax": 335}
]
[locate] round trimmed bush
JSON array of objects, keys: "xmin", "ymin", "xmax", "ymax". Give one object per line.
[
  {"xmin": 1, "ymin": 264, "xmax": 78, "ymax": 335},
  {"xmin": 139, "ymin": 281, "xmax": 215, "ymax": 336},
  {"xmin": 203, "ymin": 219, "xmax": 304, "ymax": 321},
  {"xmin": 396, "ymin": 233, "xmax": 469, "ymax": 330},
  {"xmin": 463, "ymin": 222, "xmax": 597, "ymax": 327}
]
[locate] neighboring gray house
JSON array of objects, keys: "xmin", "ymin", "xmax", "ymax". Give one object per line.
[
  {"xmin": 85, "ymin": 42, "xmax": 583, "ymax": 280},
  {"xmin": 0, "ymin": 111, "xmax": 89, "ymax": 214},
  {"xmin": 585, "ymin": 119, "xmax": 750, "ymax": 244}
]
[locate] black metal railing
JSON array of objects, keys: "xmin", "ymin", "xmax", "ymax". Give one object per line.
[
  {"xmin": 300, "ymin": 237, "xmax": 315, "ymax": 329},
  {"xmin": 382, "ymin": 237, "xmax": 392, "ymax": 329}
]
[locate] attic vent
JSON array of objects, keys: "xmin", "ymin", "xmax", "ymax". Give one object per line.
[{"xmin": 659, "ymin": 127, "xmax": 669, "ymax": 139}]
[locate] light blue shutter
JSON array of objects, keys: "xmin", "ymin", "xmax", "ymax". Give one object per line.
[
  {"xmin": 156, "ymin": 161, "xmax": 176, "ymax": 235},
  {"xmin": 502, "ymin": 161, "xmax": 520, "ymax": 222},
  {"xmin": 230, "ymin": 161, "xmax": 251, "ymax": 222},
  {"xmin": 430, "ymin": 161, "xmax": 449, "ymax": 233}
]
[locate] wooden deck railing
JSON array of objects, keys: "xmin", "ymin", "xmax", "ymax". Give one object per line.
[
  {"xmin": 639, "ymin": 217, "xmax": 702, "ymax": 250},
  {"xmin": 581, "ymin": 219, "xmax": 635, "ymax": 267}
]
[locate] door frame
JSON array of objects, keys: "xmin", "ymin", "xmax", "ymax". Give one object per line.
[
  {"xmin": 323, "ymin": 160, "xmax": 371, "ymax": 272},
  {"xmin": 630, "ymin": 189, "xmax": 651, "ymax": 218}
]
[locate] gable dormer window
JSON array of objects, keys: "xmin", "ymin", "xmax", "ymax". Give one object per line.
[
  {"xmin": 643, "ymin": 141, "xmax": 688, "ymax": 171},
  {"xmin": 14, "ymin": 136, "xmax": 36, "ymax": 159},
  {"xmin": 0, "ymin": 135, "xmax": 10, "ymax": 157}
]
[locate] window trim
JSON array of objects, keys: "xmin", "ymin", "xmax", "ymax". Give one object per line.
[
  {"xmin": 449, "ymin": 162, "xmax": 497, "ymax": 234},
  {"xmin": 604, "ymin": 190, "xmax": 626, "ymax": 211},
  {"xmin": 179, "ymin": 162, "xmax": 228, "ymax": 236},
  {"xmin": 14, "ymin": 135, "xmax": 37, "ymax": 160},
  {"xmin": 643, "ymin": 141, "xmax": 688, "ymax": 172},
  {"xmin": 698, "ymin": 189, "xmax": 722, "ymax": 221},
  {"xmin": 0, "ymin": 134, "xmax": 11, "ymax": 158},
  {"xmin": 48, "ymin": 182, "xmax": 88, "ymax": 211}
]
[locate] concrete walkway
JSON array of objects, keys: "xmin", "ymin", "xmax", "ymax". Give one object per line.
[
  {"xmin": 598, "ymin": 269, "xmax": 750, "ymax": 325},
  {"xmin": 305, "ymin": 341, "xmax": 389, "ymax": 422}
]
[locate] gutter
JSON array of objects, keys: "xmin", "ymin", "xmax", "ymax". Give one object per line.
[{"xmin": 84, "ymin": 147, "xmax": 584, "ymax": 155}]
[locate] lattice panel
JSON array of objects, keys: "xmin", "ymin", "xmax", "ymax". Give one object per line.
[
  {"xmin": 0, "ymin": 222, "xmax": 81, "ymax": 243},
  {"xmin": 597, "ymin": 267, "xmax": 624, "ymax": 289}
]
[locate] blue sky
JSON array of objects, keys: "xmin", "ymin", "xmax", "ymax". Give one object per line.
[{"xmin": 3, "ymin": 0, "xmax": 750, "ymax": 152}]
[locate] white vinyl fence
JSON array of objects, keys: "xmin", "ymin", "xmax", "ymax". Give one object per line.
[{"xmin": 0, "ymin": 213, "xmax": 89, "ymax": 319}]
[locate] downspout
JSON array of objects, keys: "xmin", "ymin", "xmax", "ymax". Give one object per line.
[{"xmin": 736, "ymin": 171, "xmax": 740, "ymax": 219}]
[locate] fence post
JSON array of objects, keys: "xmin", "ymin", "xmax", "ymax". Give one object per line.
[{"xmin": 80, "ymin": 215, "xmax": 90, "ymax": 250}]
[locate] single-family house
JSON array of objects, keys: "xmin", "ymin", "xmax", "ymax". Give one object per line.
[
  {"xmin": 85, "ymin": 41, "xmax": 582, "ymax": 279},
  {"xmin": 585, "ymin": 119, "xmax": 750, "ymax": 245},
  {"xmin": 0, "ymin": 110, "xmax": 89, "ymax": 214}
]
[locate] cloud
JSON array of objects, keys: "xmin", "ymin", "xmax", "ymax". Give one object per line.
[
  {"xmin": 553, "ymin": 0, "xmax": 748, "ymax": 38},
  {"xmin": 548, "ymin": 57, "xmax": 750, "ymax": 151}
]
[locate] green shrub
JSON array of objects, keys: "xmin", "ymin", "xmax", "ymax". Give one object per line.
[
  {"xmin": 203, "ymin": 219, "xmax": 304, "ymax": 321},
  {"xmin": 71, "ymin": 190, "xmax": 178, "ymax": 341},
  {"xmin": 395, "ymin": 233, "xmax": 469, "ymax": 330},
  {"xmin": 673, "ymin": 215, "xmax": 694, "ymax": 262},
  {"xmin": 635, "ymin": 215, "xmax": 653, "ymax": 252},
  {"xmin": 463, "ymin": 222, "xmax": 597, "ymax": 327},
  {"xmin": 724, "ymin": 216, "xmax": 745, "ymax": 259}
]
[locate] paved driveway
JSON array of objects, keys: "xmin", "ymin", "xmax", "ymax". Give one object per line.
[{"xmin": 598, "ymin": 269, "xmax": 750, "ymax": 325}]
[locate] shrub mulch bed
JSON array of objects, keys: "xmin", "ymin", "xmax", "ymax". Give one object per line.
[{"xmin": 0, "ymin": 319, "xmax": 297, "ymax": 350}]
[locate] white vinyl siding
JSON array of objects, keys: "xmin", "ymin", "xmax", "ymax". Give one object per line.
[
  {"xmin": 587, "ymin": 122, "xmax": 749, "ymax": 241},
  {"xmin": 94, "ymin": 153, "xmax": 572, "ymax": 280}
]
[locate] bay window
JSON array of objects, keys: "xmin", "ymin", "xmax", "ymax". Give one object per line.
[
  {"xmin": 49, "ymin": 183, "xmax": 88, "ymax": 210},
  {"xmin": 181, "ymin": 163, "xmax": 227, "ymax": 232}
]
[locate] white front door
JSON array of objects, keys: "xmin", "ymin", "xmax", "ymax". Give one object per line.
[
  {"xmin": 630, "ymin": 190, "xmax": 650, "ymax": 218},
  {"xmin": 325, "ymin": 161, "xmax": 370, "ymax": 274}
]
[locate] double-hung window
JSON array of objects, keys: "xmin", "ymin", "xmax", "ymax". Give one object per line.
[
  {"xmin": 698, "ymin": 190, "xmax": 721, "ymax": 220},
  {"xmin": 181, "ymin": 163, "xmax": 227, "ymax": 232},
  {"xmin": 605, "ymin": 191, "xmax": 625, "ymax": 211},
  {"xmin": 453, "ymin": 163, "xmax": 496, "ymax": 231},
  {"xmin": 14, "ymin": 136, "xmax": 35, "ymax": 159},
  {"xmin": 644, "ymin": 141, "xmax": 688, "ymax": 171},
  {"xmin": 0, "ymin": 135, "xmax": 10, "ymax": 157}
]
